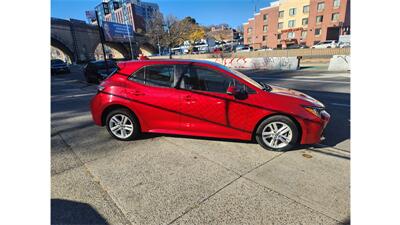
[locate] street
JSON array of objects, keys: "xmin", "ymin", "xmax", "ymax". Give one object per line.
[{"xmin": 51, "ymin": 65, "xmax": 350, "ymax": 225}]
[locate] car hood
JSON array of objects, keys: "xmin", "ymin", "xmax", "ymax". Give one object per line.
[{"xmin": 269, "ymin": 85, "xmax": 325, "ymax": 107}]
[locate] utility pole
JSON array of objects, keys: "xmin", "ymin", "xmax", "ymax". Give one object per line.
[
  {"xmin": 95, "ymin": 10, "xmax": 109, "ymax": 73},
  {"xmin": 122, "ymin": 2, "xmax": 134, "ymax": 60}
]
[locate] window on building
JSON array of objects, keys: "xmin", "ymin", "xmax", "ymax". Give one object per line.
[
  {"xmin": 278, "ymin": 22, "xmax": 283, "ymax": 29},
  {"xmin": 333, "ymin": 0, "xmax": 340, "ymax": 8},
  {"xmin": 288, "ymin": 32, "xmax": 295, "ymax": 39},
  {"xmin": 302, "ymin": 18, "xmax": 308, "ymax": 26},
  {"xmin": 317, "ymin": 2, "xmax": 325, "ymax": 11},
  {"xmin": 315, "ymin": 28, "xmax": 321, "ymax": 36},
  {"xmin": 332, "ymin": 13, "xmax": 340, "ymax": 21},
  {"xmin": 301, "ymin": 31, "xmax": 307, "ymax": 39},
  {"xmin": 277, "ymin": 33, "xmax": 281, "ymax": 40},
  {"xmin": 288, "ymin": 20, "xmax": 295, "ymax": 28},
  {"xmin": 289, "ymin": 8, "xmax": 296, "ymax": 16},
  {"xmin": 279, "ymin": 10, "xmax": 284, "ymax": 18},
  {"xmin": 248, "ymin": 37, "xmax": 252, "ymax": 43},
  {"xmin": 316, "ymin": 15, "xmax": 324, "ymax": 24},
  {"xmin": 247, "ymin": 27, "xmax": 252, "ymax": 33},
  {"xmin": 303, "ymin": 5, "xmax": 310, "ymax": 13},
  {"xmin": 263, "ymin": 35, "xmax": 268, "ymax": 41},
  {"xmin": 263, "ymin": 14, "xmax": 268, "ymax": 21},
  {"xmin": 263, "ymin": 25, "xmax": 268, "ymax": 32}
]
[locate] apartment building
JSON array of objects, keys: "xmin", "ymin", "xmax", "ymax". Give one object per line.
[
  {"xmin": 243, "ymin": 1, "xmax": 279, "ymax": 48},
  {"xmin": 94, "ymin": 0, "xmax": 159, "ymax": 33},
  {"xmin": 243, "ymin": 0, "xmax": 350, "ymax": 49},
  {"xmin": 306, "ymin": 0, "xmax": 350, "ymax": 46}
]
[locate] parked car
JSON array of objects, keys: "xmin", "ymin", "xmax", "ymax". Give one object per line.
[
  {"xmin": 311, "ymin": 40, "xmax": 338, "ymax": 49},
  {"xmin": 235, "ymin": 45, "xmax": 253, "ymax": 52},
  {"xmin": 338, "ymin": 42, "xmax": 351, "ymax": 48},
  {"xmin": 51, "ymin": 59, "xmax": 70, "ymax": 74},
  {"xmin": 286, "ymin": 44, "xmax": 309, "ymax": 49},
  {"xmin": 84, "ymin": 60, "xmax": 118, "ymax": 84},
  {"xmin": 90, "ymin": 60, "xmax": 330, "ymax": 151}
]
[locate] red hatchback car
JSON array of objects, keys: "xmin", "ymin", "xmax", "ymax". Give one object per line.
[{"xmin": 90, "ymin": 59, "xmax": 330, "ymax": 151}]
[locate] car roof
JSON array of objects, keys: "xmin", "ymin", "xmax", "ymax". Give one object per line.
[{"xmin": 117, "ymin": 59, "xmax": 217, "ymax": 67}]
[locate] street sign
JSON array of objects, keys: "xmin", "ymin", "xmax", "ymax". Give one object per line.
[
  {"xmin": 102, "ymin": 21, "xmax": 134, "ymax": 43},
  {"xmin": 85, "ymin": 10, "xmax": 96, "ymax": 22}
]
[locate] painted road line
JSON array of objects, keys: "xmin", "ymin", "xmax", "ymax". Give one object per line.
[
  {"xmin": 256, "ymin": 77, "xmax": 350, "ymax": 84},
  {"xmin": 330, "ymin": 103, "xmax": 351, "ymax": 107},
  {"xmin": 64, "ymin": 93, "xmax": 95, "ymax": 98}
]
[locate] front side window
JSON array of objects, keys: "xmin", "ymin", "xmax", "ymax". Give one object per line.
[
  {"xmin": 289, "ymin": 8, "xmax": 296, "ymax": 16},
  {"xmin": 183, "ymin": 66, "xmax": 234, "ymax": 93},
  {"xmin": 288, "ymin": 20, "xmax": 295, "ymax": 28},
  {"xmin": 129, "ymin": 65, "xmax": 174, "ymax": 87}
]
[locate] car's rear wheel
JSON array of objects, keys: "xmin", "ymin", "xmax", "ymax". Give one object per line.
[
  {"xmin": 106, "ymin": 109, "xmax": 139, "ymax": 141},
  {"xmin": 255, "ymin": 115, "xmax": 299, "ymax": 151}
]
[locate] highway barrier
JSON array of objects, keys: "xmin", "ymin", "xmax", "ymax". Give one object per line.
[{"xmin": 328, "ymin": 55, "xmax": 351, "ymax": 71}]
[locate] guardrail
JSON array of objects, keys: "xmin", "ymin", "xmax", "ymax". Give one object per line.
[{"xmin": 150, "ymin": 48, "xmax": 350, "ymax": 60}]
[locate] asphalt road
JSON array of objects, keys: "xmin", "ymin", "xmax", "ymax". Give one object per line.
[{"xmin": 51, "ymin": 65, "xmax": 350, "ymax": 225}]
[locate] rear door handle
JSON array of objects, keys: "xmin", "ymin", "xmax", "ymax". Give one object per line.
[{"xmin": 184, "ymin": 95, "xmax": 196, "ymax": 103}]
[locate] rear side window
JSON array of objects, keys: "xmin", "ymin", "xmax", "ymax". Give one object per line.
[
  {"xmin": 129, "ymin": 65, "xmax": 174, "ymax": 87},
  {"xmin": 146, "ymin": 65, "xmax": 174, "ymax": 87}
]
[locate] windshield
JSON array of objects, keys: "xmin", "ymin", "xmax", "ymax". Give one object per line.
[{"xmin": 211, "ymin": 63, "xmax": 264, "ymax": 90}]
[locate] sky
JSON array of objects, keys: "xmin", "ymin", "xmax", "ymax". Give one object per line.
[{"xmin": 51, "ymin": 0, "xmax": 274, "ymax": 28}]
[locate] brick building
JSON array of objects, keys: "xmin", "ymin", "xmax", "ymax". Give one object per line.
[
  {"xmin": 243, "ymin": 1, "xmax": 279, "ymax": 49},
  {"xmin": 243, "ymin": 0, "xmax": 350, "ymax": 49},
  {"xmin": 306, "ymin": 0, "xmax": 350, "ymax": 46}
]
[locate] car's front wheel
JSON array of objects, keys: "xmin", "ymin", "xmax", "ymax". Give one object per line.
[
  {"xmin": 255, "ymin": 115, "xmax": 299, "ymax": 151},
  {"xmin": 105, "ymin": 109, "xmax": 139, "ymax": 141}
]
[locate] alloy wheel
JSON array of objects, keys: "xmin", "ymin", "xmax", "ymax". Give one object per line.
[
  {"xmin": 262, "ymin": 122, "xmax": 293, "ymax": 149},
  {"xmin": 108, "ymin": 114, "xmax": 134, "ymax": 139}
]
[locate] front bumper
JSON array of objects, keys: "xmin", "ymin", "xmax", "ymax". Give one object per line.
[{"xmin": 300, "ymin": 111, "xmax": 330, "ymax": 145}]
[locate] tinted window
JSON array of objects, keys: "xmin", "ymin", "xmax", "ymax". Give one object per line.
[
  {"xmin": 145, "ymin": 65, "xmax": 174, "ymax": 87},
  {"xmin": 129, "ymin": 68, "xmax": 145, "ymax": 84},
  {"xmin": 184, "ymin": 66, "xmax": 234, "ymax": 93},
  {"xmin": 51, "ymin": 59, "xmax": 65, "ymax": 65}
]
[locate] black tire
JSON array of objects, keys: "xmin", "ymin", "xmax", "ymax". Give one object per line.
[
  {"xmin": 255, "ymin": 115, "xmax": 299, "ymax": 151},
  {"xmin": 105, "ymin": 108, "xmax": 140, "ymax": 141}
]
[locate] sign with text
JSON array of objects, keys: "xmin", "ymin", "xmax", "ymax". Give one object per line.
[{"xmin": 102, "ymin": 21, "xmax": 134, "ymax": 43}]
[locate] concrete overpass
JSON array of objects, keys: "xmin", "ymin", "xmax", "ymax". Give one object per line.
[{"xmin": 51, "ymin": 17, "xmax": 151, "ymax": 63}]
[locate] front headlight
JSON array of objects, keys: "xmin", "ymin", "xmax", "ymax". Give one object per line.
[{"xmin": 303, "ymin": 106, "xmax": 325, "ymax": 118}]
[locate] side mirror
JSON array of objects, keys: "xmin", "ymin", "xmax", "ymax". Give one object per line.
[{"xmin": 226, "ymin": 86, "xmax": 239, "ymax": 96}]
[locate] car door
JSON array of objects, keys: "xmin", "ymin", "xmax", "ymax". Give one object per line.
[
  {"xmin": 125, "ymin": 64, "xmax": 182, "ymax": 132},
  {"xmin": 178, "ymin": 65, "xmax": 254, "ymax": 139}
]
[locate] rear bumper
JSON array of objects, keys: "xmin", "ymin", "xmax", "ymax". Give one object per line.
[{"xmin": 90, "ymin": 93, "xmax": 103, "ymax": 126}]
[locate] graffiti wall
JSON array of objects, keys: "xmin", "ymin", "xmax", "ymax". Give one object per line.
[{"xmin": 205, "ymin": 57, "xmax": 299, "ymax": 70}]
